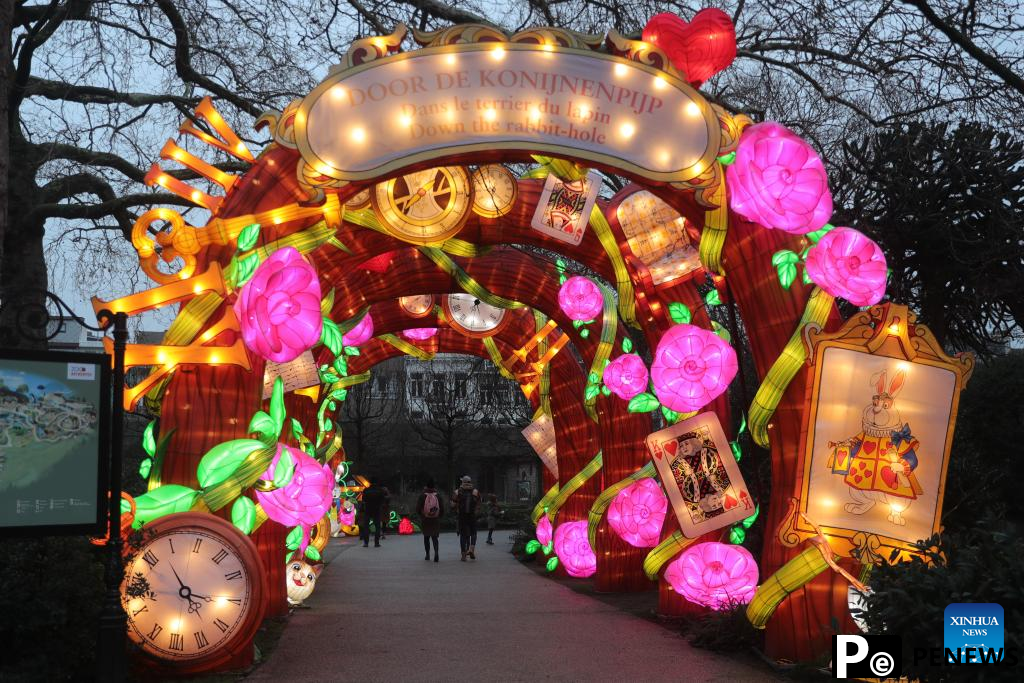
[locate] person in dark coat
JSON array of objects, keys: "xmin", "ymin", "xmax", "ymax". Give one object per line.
[
  {"xmin": 359, "ymin": 479, "xmax": 385, "ymax": 547},
  {"xmin": 416, "ymin": 478, "xmax": 445, "ymax": 562},
  {"xmin": 452, "ymin": 475, "xmax": 481, "ymax": 561}
]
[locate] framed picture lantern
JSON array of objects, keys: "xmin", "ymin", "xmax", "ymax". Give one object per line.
[{"xmin": 781, "ymin": 303, "xmax": 974, "ymax": 563}]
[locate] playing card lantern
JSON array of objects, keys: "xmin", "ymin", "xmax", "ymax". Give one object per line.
[
  {"xmin": 558, "ymin": 276, "xmax": 603, "ymax": 321},
  {"xmin": 341, "ymin": 311, "xmax": 374, "ymax": 347},
  {"xmin": 536, "ymin": 515, "xmax": 553, "ymax": 547},
  {"xmin": 665, "ymin": 542, "xmax": 758, "ymax": 609},
  {"xmin": 553, "ymin": 520, "xmax": 598, "ymax": 578},
  {"xmin": 607, "ymin": 478, "xmax": 667, "ymax": 548},
  {"xmin": 401, "ymin": 327, "xmax": 437, "ymax": 340},
  {"xmin": 651, "ymin": 324, "xmax": 738, "ymax": 412},
  {"xmin": 642, "ymin": 9, "xmax": 737, "ymax": 86},
  {"xmin": 255, "ymin": 444, "xmax": 334, "ymax": 553},
  {"xmin": 804, "ymin": 227, "xmax": 887, "ymax": 306},
  {"xmin": 234, "ymin": 247, "xmax": 323, "ymax": 363},
  {"xmin": 602, "ymin": 353, "xmax": 649, "ymax": 401},
  {"xmin": 726, "ymin": 122, "xmax": 832, "ymax": 235}
]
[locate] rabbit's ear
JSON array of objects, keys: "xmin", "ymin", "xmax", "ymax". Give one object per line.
[
  {"xmin": 889, "ymin": 370, "xmax": 906, "ymax": 397},
  {"xmin": 872, "ymin": 370, "xmax": 887, "ymax": 395}
]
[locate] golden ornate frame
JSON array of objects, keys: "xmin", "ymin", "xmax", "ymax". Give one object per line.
[{"xmin": 777, "ymin": 303, "xmax": 974, "ymax": 563}]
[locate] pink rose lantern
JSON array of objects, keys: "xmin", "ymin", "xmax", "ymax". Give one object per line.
[
  {"xmin": 342, "ymin": 312, "xmax": 374, "ymax": 347},
  {"xmin": 234, "ymin": 247, "xmax": 322, "ymax": 363},
  {"xmin": 536, "ymin": 515, "xmax": 553, "ymax": 547},
  {"xmin": 402, "ymin": 327, "xmax": 437, "ymax": 341},
  {"xmin": 726, "ymin": 122, "xmax": 832, "ymax": 234},
  {"xmin": 602, "ymin": 353, "xmax": 650, "ymax": 401},
  {"xmin": 255, "ymin": 444, "xmax": 333, "ymax": 552},
  {"xmin": 804, "ymin": 227, "xmax": 887, "ymax": 306},
  {"xmin": 558, "ymin": 276, "xmax": 603, "ymax": 321},
  {"xmin": 607, "ymin": 478, "xmax": 668, "ymax": 548},
  {"xmin": 651, "ymin": 324, "xmax": 737, "ymax": 412},
  {"xmin": 338, "ymin": 500, "xmax": 356, "ymax": 526},
  {"xmin": 665, "ymin": 542, "xmax": 759, "ymax": 609},
  {"xmin": 553, "ymin": 520, "xmax": 597, "ymax": 578}
]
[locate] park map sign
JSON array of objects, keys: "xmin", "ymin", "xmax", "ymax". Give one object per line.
[{"xmin": 0, "ymin": 351, "xmax": 108, "ymax": 534}]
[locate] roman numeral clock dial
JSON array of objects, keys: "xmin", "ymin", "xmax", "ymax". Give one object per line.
[
  {"xmin": 120, "ymin": 512, "xmax": 266, "ymax": 673},
  {"xmin": 442, "ymin": 292, "xmax": 509, "ymax": 339}
]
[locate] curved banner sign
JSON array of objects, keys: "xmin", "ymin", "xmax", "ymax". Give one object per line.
[{"xmin": 295, "ymin": 43, "xmax": 721, "ymax": 183}]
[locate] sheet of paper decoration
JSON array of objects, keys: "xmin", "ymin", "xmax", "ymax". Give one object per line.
[
  {"xmin": 522, "ymin": 412, "xmax": 558, "ymax": 478},
  {"xmin": 646, "ymin": 411, "xmax": 753, "ymax": 537},
  {"xmin": 262, "ymin": 350, "xmax": 319, "ymax": 399},
  {"xmin": 530, "ymin": 170, "xmax": 601, "ymax": 246},
  {"xmin": 616, "ymin": 190, "xmax": 701, "ymax": 284}
]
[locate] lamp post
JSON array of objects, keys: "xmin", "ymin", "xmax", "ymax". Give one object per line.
[{"xmin": 96, "ymin": 310, "xmax": 128, "ymax": 681}]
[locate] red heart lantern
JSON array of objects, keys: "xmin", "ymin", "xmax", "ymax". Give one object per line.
[{"xmin": 642, "ymin": 9, "xmax": 737, "ymax": 87}]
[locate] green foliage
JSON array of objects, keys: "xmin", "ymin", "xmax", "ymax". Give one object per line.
[
  {"xmin": 196, "ymin": 439, "xmax": 265, "ymax": 488},
  {"xmin": 730, "ymin": 440, "xmax": 742, "ymax": 461},
  {"xmin": 248, "ymin": 411, "xmax": 277, "ymax": 443},
  {"xmin": 525, "ymin": 539, "xmax": 541, "ymax": 555},
  {"xmin": 269, "ymin": 377, "xmax": 286, "ymax": 436},
  {"xmin": 668, "ymin": 301, "xmax": 692, "ymax": 325},
  {"xmin": 661, "ymin": 406, "xmax": 679, "ymax": 424},
  {"xmin": 704, "ymin": 289, "xmax": 722, "ymax": 307},
  {"xmin": 545, "ymin": 556, "xmax": 559, "ymax": 572},
  {"xmin": 627, "ymin": 392, "xmax": 660, "ymax": 413},
  {"xmin": 133, "ymin": 485, "xmax": 199, "ymax": 527},
  {"xmin": 305, "ymin": 545, "xmax": 322, "ymax": 562},
  {"xmin": 728, "ymin": 527, "xmax": 745, "ymax": 544},
  {"xmin": 138, "ymin": 458, "xmax": 152, "ymax": 479},
  {"xmin": 863, "ymin": 513, "xmax": 1023, "ymax": 682},
  {"xmin": 231, "ymin": 496, "xmax": 257, "ymax": 535},
  {"xmin": 236, "ymin": 223, "xmax": 261, "ymax": 252},
  {"xmin": 772, "ymin": 249, "xmax": 800, "ymax": 289},
  {"xmin": 233, "ymin": 253, "xmax": 260, "ymax": 288},
  {"xmin": 271, "ymin": 447, "xmax": 295, "ymax": 488},
  {"xmin": 0, "ymin": 538, "xmax": 104, "ymax": 680},
  {"xmin": 285, "ymin": 525, "xmax": 304, "ymax": 550},
  {"xmin": 621, "ymin": 337, "xmax": 633, "ymax": 353},
  {"xmin": 683, "ymin": 605, "xmax": 760, "ymax": 653},
  {"xmin": 321, "ymin": 317, "xmax": 344, "ymax": 356},
  {"xmin": 142, "ymin": 420, "xmax": 157, "ymax": 457},
  {"xmin": 320, "ymin": 287, "xmax": 335, "ymax": 317},
  {"xmin": 584, "ymin": 384, "xmax": 599, "ymax": 401},
  {"xmin": 711, "ymin": 320, "xmax": 731, "ymax": 343}
]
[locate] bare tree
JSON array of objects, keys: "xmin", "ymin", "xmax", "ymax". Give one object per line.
[{"xmin": 337, "ymin": 358, "xmax": 403, "ymax": 463}]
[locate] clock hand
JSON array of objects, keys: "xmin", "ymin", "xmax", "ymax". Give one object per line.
[
  {"xmin": 397, "ymin": 180, "xmax": 436, "ymax": 212},
  {"xmin": 169, "ymin": 563, "xmax": 187, "ymax": 590}
]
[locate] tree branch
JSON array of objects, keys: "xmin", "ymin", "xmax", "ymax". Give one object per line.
[
  {"xmin": 395, "ymin": 0, "xmax": 496, "ymax": 29},
  {"xmin": 901, "ymin": 0, "xmax": 1024, "ymax": 98},
  {"xmin": 24, "ymin": 76, "xmax": 200, "ymax": 108}
]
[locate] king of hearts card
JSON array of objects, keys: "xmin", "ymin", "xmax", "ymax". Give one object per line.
[{"xmin": 646, "ymin": 412, "xmax": 753, "ymax": 538}]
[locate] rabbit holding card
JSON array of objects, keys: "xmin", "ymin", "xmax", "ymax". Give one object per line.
[{"xmin": 832, "ymin": 369, "xmax": 923, "ymax": 525}]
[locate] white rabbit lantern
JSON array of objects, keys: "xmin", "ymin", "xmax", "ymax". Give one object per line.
[{"xmin": 782, "ymin": 303, "xmax": 974, "ymax": 564}]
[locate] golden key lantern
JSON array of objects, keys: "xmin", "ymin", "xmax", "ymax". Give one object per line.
[{"xmin": 779, "ymin": 303, "xmax": 974, "ymax": 563}]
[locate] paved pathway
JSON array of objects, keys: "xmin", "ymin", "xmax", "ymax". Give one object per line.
[{"xmin": 249, "ymin": 532, "xmax": 779, "ymax": 682}]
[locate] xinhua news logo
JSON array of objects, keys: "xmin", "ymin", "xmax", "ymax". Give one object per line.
[
  {"xmin": 833, "ymin": 635, "xmax": 901, "ymax": 679},
  {"xmin": 945, "ymin": 603, "xmax": 1005, "ymax": 663}
]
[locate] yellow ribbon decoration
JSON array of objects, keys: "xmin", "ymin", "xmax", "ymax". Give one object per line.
[
  {"xmin": 483, "ymin": 337, "xmax": 516, "ymax": 380},
  {"xmin": 643, "ymin": 530, "xmax": 699, "ymax": 580},
  {"xmin": 588, "ymin": 206, "xmax": 639, "ymax": 328},
  {"xmin": 587, "ymin": 461, "xmax": 657, "ymax": 548},
  {"xmin": 745, "ymin": 545, "xmax": 829, "ymax": 628},
  {"xmin": 532, "ymin": 483, "xmax": 560, "ymax": 524},
  {"xmin": 584, "ymin": 282, "xmax": 617, "ymax": 422},
  {"xmin": 419, "ymin": 246, "xmax": 525, "ymax": 311},
  {"xmin": 748, "ymin": 286, "xmax": 834, "ymax": 447},
  {"xmin": 533, "ymin": 310, "xmax": 552, "ymax": 415},
  {"xmin": 698, "ymin": 166, "xmax": 729, "ymax": 275},
  {"xmin": 545, "ymin": 451, "xmax": 603, "ymax": 520},
  {"xmin": 378, "ymin": 333, "xmax": 436, "ymax": 361}
]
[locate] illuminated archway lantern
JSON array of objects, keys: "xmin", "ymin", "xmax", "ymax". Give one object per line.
[
  {"xmin": 804, "ymin": 227, "xmax": 888, "ymax": 306},
  {"xmin": 342, "ymin": 311, "xmax": 375, "ymax": 347},
  {"xmin": 255, "ymin": 444, "xmax": 334, "ymax": 552},
  {"xmin": 726, "ymin": 122, "xmax": 832, "ymax": 234},
  {"xmin": 553, "ymin": 520, "xmax": 597, "ymax": 578},
  {"xmin": 607, "ymin": 478, "xmax": 667, "ymax": 548},
  {"xmin": 401, "ymin": 327, "xmax": 437, "ymax": 341},
  {"xmin": 665, "ymin": 542, "xmax": 758, "ymax": 609},
  {"xmin": 557, "ymin": 276, "xmax": 603, "ymax": 321},
  {"xmin": 602, "ymin": 353, "xmax": 649, "ymax": 401},
  {"xmin": 650, "ymin": 324, "xmax": 738, "ymax": 412},
  {"xmin": 234, "ymin": 246, "xmax": 323, "ymax": 363}
]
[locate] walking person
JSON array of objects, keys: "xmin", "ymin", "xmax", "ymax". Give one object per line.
[
  {"xmin": 416, "ymin": 478, "xmax": 444, "ymax": 562},
  {"xmin": 358, "ymin": 478, "xmax": 385, "ymax": 548},
  {"xmin": 485, "ymin": 493, "xmax": 501, "ymax": 545},
  {"xmin": 453, "ymin": 475, "xmax": 481, "ymax": 561},
  {"xmin": 379, "ymin": 486, "xmax": 391, "ymax": 539}
]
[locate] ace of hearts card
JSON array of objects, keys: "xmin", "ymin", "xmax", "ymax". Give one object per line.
[
  {"xmin": 529, "ymin": 170, "xmax": 601, "ymax": 245},
  {"xmin": 646, "ymin": 412, "xmax": 754, "ymax": 538}
]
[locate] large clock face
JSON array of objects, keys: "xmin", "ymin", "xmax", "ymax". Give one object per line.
[
  {"xmin": 371, "ymin": 166, "xmax": 472, "ymax": 245},
  {"xmin": 471, "ymin": 165, "xmax": 518, "ymax": 218},
  {"xmin": 444, "ymin": 292, "xmax": 507, "ymax": 338},
  {"xmin": 121, "ymin": 514, "xmax": 263, "ymax": 668}
]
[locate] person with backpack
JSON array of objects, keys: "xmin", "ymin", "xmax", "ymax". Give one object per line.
[
  {"xmin": 453, "ymin": 475, "xmax": 481, "ymax": 561},
  {"xmin": 416, "ymin": 478, "xmax": 444, "ymax": 562}
]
